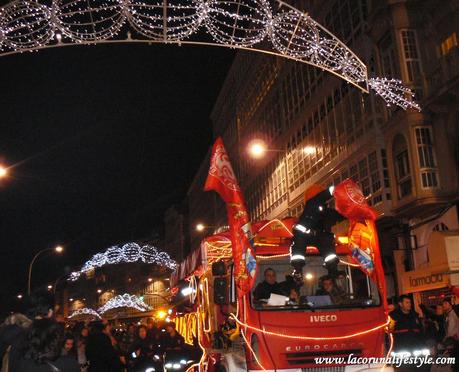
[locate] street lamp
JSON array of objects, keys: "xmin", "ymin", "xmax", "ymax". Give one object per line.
[
  {"xmin": 195, "ymin": 223, "xmax": 218, "ymax": 233},
  {"xmin": 17, "ymin": 294, "xmax": 23, "ymax": 299},
  {"xmin": 247, "ymin": 139, "xmax": 267, "ymax": 159},
  {"xmin": 302, "ymin": 146, "xmax": 316, "ymax": 155},
  {"xmin": 0, "ymin": 165, "xmax": 8, "ymax": 178},
  {"xmin": 28, "ymin": 245, "xmax": 64, "ymax": 295}
]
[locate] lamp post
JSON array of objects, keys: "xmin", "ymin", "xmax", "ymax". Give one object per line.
[{"xmin": 28, "ymin": 245, "xmax": 64, "ymax": 295}]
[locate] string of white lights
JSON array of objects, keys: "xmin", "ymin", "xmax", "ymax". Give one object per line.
[
  {"xmin": 98, "ymin": 293, "xmax": 152, "ymax": 313},
  {"xmin": 68, "ymin": 242, "xmax": 176, "ymax": 281},
  {"xmin": 368, "ymin": 77, "xmax": 421, "ymax": 111},
  {"xmin": 68, "ymin": 307, "xmax": 101, "ymax": 319},
  {"xmin": 0, "ymin": 0, "xmax": 420, "ymax": 111}
]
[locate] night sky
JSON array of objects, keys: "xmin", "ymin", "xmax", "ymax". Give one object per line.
[{"xmin": 0, "ymin": 43, "xmax": 234, "ymax": 314}]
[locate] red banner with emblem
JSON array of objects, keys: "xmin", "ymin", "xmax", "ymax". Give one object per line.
[
  {"xmin": 204, "ymin": 138, "xmax": 257, "ymax": 296},
  {"xmin": 333, "ymin": 179, "xmax": 387, "ymax": 308}
]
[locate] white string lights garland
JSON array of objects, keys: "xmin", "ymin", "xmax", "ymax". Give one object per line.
[
  {"xmin": 98, "ymin": 293, "xmax": 152, "ymax": 313},
  {"xmin": 68, "ymin": 307, "xmax": 101, "ymax": 319},
  {"xmin": 0, "ymin": 0, "xmax": 420, "ymax": 111},
  {"xmin": 69, "ymin": 242, "xmax": 176, "ymax": 281}
]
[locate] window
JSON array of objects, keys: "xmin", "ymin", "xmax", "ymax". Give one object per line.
[
  {"xmin": 433, "ymin": 223, "xmax": 449, "ymax": 232},
  {"xmin": 440, "ymin": 32, "xmax": 458, "ymax": 56},
  {"xmin": 379, "ymin": 33, "xmax": 398, "ymax": 78},
  {"xmin": 415, "ymin": 128, "xmax": 436, "ymax": 168},
  {"xmin": 400, "ymin": 30, "xmax": 422, "ymax": 82},
  {"xmin": 415, "ymin": 127, "xmax": 439, "ymax": 188},
  {"xmin": 393, "ymin": 134, "xmax": 412, "ymax": 199}
]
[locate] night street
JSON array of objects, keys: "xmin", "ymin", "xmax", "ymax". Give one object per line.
[{"xmin": 0, "ymin": 1, "xmax": 458, "ymax": 371}]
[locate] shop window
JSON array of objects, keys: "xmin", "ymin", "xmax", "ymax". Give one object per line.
[
  {"xmin": 393, "ymin": 134, "xmax": 412, "ymax": 199},
  {"xmin": 415, "ymin": 127, "xmax": 439, "ymax": 188}
]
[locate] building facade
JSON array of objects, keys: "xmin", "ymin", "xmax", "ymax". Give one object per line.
[
  {"xmin": 57, "ymin": 243, "xmax": 172, "ymax": 320},
  {"xmin": 190, "ymin": 0, "xmax": 459, "ymax": 302}
]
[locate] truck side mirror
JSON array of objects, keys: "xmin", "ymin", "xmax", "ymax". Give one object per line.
[
  {"xmin": 212, "ymin": 261, "xmax": 226, "ymax": 276},
  {"xmin": 214, "ymin": 278, "xmax": 228, "ymax": 305}
]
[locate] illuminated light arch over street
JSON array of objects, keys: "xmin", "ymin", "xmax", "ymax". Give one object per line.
[
  {"xmin": 68, "ymin": 242, "xmax": 176, "ymax": 281},
  {"xmin": 0, "ymin": 0, "xmax": 420, "ymax": 111},
  {"xmin": 67, "ymin": 307, "xmax": 101, "ymax": 319},
  {"xmin": 98, "ymin": 293, "xmax": 152, "ymax": 313}
]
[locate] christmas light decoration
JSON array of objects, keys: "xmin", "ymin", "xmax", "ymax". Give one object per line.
[
  {"xmin": 241, "ymin": 328, "xmax": 267, "ymax": 370},
  {"xmin": 0, "ymin": 1, "xmax": 53, "ymax": 49},
  {"xmin": 69, "ymin": 242, "xmax": 176, "ymax": 281},
  {"xmin": 98, "ymin": 293, "xmax": 152, "ymax": 313},
  {"xmin": 230, "ymin": 313, "xmax": 390, "ymax": 340},
  {"xmin": 205, "ymin": 0, "xmax": 271, "ymax": 46},
  {"xmin": 0, "ymin": 0, "xmax": 420, "ymax": 111},
  {"xmin": 54, "ymin": 0, "xmax": 126, "ymax": 42},
  {"xmin": 127, "ymin": 0, "xmax": 207, "ymax": 41},
  {"xmin": 368, "ymin": 77, "xmax": 421, "ymax": 111},
  {"xmin": 68, "ymin": 307, "xmax": 101, "ymax": 319}
]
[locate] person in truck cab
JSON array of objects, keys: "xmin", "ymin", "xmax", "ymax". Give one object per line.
[
  {"xmin": 315, "ymin": 275, "xmax": 346, "ymax": 304},
  {"xmin": 253, "ymin": 268, "xmax": 285, "ymax": 301}
]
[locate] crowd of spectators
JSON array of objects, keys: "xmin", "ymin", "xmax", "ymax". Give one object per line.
[{"xmin": 0, "ymin": 292, "xmax": 197, "ymax": 372}]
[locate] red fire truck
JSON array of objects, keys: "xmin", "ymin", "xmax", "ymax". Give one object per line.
[{"xmin": 170, "ymin": 217, "xmax": 392, "ymax": 372}]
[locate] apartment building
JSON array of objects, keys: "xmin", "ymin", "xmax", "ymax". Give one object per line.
[{"xmin": 189, "ymin": 0, "xmax": 459, "ymax": 302}]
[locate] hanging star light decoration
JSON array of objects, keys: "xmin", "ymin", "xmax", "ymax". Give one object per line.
[
  {"xmin": 0, "ymin": 0, "xmax": 420, "ymax": 111},
  {"xmin": 98, "ymin": 293, "xmax": 152, "ymax": 313},
  {"xmin": 69, "ymin": 243, "xmax": 176, "ymax": 281},
  {"xmin": 68, "ymin": 308, "xmax": 101, "ymax": 319},
  {"xmin": 368, "ymin": 77, "xmax": 421, "ymax": 111}
]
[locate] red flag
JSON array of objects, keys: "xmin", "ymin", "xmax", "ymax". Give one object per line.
[
  {"xmin": 204, "ymin": 138, "xmax": 257, "ymax": 295},
  {"xmin": 333, "ymin": 179, "xmax": 387, "ymax": 310},
  {"xmin": 333, "ymin": 179, "xmax": 377, "ymax": 221}
]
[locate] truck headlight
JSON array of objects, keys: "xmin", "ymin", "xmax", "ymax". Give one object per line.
[
  {"xmin": 165, "ymin": 363, "xmax": 172, "ymax": 369},
  {"xmin": 173, "ymin": 363, "xmax": 181, "ymax": 369},
  {"xmin": 391, "ymin": 351, "xmax": 411, "ymax": 358}
]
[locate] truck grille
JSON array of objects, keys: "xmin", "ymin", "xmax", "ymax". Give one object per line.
[{"xmin": 286, "ymin": 349, "xmax": 362, "ymax": 365}]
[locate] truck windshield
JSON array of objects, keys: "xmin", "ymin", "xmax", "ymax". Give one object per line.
[{"xmin": 251, "ymin": 256, "xmax": 380, "ymax": 310}]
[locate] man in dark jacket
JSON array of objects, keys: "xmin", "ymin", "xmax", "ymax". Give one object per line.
[
  {"xmin": 85, "ymin": 322, "xmax": 123, "ymax": 372},
  {"xmin": 389, "ymin": 295, "xmax": 425, "ymax": 351},
  {"xmin": 253, "ymin": 268, "xmax": 284, "ymax": 301}
]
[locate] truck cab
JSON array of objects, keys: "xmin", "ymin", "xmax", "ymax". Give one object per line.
[{"xmin": 171, "ymin": 218, "xmax": 391, "ymax": 372}]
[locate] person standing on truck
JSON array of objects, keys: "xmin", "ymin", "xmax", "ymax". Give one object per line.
[
  {"xmin": 389, "ymin": 295, "xmax": 425, "ymax": 351},
  {"xmin": 253, "ymin": 268, "xmax": 284, "ymax": 301}
]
